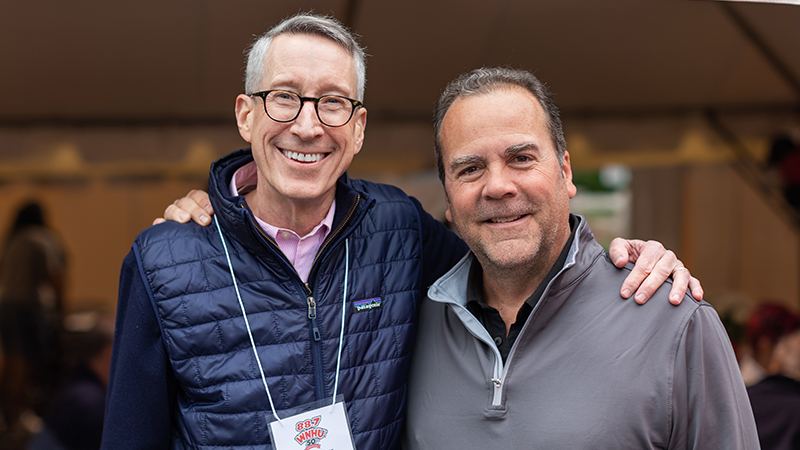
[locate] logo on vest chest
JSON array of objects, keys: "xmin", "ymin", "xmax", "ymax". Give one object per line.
[{"xmin": 352, "ymin": 297, "xmax": 382, "ymax": 313}]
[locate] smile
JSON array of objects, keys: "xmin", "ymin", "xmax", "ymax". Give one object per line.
[
  {"xmin": 281, "ymin": 149, "xmax": 326, "ymax": 163},
  {"xmin": 488, "ymin": 215, "xmax": 525, "ymax": 224}
]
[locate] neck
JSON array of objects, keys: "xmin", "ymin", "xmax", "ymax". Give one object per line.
[
  {"xmin": 481, "ymin": 262, "xmax": 544, "ymax": 334},
  {"xmin": 245, "ymin": 188, "xmax": 334, "ymax": 237},
  {"xmin": 480, "ymin": 221, "xmax": 572, "ymax": 333}
]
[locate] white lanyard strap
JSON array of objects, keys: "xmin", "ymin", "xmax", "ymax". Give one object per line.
[
  {"xmin": 213, "ymin": 215, "xmax": 349, "ymax": 421},
  {"xmin": 331, "ymin": 239, "xmax": 349, "ymax": 410},
  {"xmin": 214, "ymin": 216, "xmax": 282, "ymax": 423}
]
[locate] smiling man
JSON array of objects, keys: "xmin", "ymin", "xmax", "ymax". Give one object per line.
[
  {"xmin": 403, "ymin": 67, "xmax": 758, "ymax": 449},
  {"xmin": 101, "ymin": 15, "xmax": 462, "ymax": 450},
  {"xmin": 103, "ymin": 14, "xmax": 704, "ymax": 450}
]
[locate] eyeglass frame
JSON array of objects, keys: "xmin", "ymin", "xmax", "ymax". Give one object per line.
[{"xmin": 249, "ymin": 90, "xmax": 365, "ymax": 128}]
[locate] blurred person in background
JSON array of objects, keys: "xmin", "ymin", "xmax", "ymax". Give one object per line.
[
  {"xmin": 27, "ymin": 310, "xmax": 114, "ymax": 450},
  {"xmin": 747, "ymin": 329, "xmax": 800, "ymax": 450},
  {"xmin": 0, "ymin": 201, "xmax": 67, "ymax": 446},
  {"xmin": 740, "ymin": 303, "xmax": 800, "ymax": 386},
  {"xmin": 766, "ymin": 134, "xmax": 800, "ymax": 212}
]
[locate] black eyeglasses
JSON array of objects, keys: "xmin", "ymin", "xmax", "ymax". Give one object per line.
[{"xmin": 250, "ymin": 90, "xmax": 364, "ymax": 127}]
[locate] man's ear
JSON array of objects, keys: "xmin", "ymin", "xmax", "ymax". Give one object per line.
[
  {"xmin": 562, "ymin": 151, "xmax": 577, "ymax": 199},
  {"xmin": 444, "ymin": 188, "xmax": 454, "ymax": 223},
  {"xmin": 352, "ymin": 107, "xmax": 367, "ymax": 155},
  {"xmin": 235, "ymin": 94, "xmax": 254, "ymax": 143}
]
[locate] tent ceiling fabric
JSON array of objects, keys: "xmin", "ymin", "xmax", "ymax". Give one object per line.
[
  {"xmin": 0, "ymin": 0, "xmax": 798, "ymax": 167},
  {"xmin": 1, "ymin": 0, "xmax": 798, "ymax": 120}
]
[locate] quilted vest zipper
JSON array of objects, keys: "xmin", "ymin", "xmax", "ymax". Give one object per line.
[
  {"xmin": 304, "ymin": 195, "xmax": 360, "ymax": 400},
  {"xmin": 240, "ymin": 195, "xmax": 362, "ymax": 401}
]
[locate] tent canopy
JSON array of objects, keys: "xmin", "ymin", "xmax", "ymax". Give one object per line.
[{"xmin": 0, "ymin": 0, "xmax": 798, "ymax": 169}]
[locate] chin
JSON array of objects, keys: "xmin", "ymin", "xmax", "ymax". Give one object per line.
[{"xmin": 479, "ymin": 247, "xmax": 538, "ymax": 270}]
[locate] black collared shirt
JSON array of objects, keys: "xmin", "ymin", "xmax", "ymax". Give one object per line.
[{"xmin": 466, "ymin": 216, "xmax": 577, "ymax": 362}]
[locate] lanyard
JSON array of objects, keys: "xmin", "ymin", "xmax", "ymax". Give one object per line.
[{"xmin": 214, "ymin": 215, "xmax": 349, "ymax": 423}]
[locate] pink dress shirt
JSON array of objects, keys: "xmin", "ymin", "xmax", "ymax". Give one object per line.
[{"xmin": 230, "ymin": 162, "xmax": 334, "ymax": 283}]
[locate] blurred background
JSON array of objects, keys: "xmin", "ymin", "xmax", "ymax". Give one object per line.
[
  {"xmin": 2, "ymin": 0, "xmax": 800, "ymax": 314},
  {"xmin": 1, "ymin": 0, "xmax": 800, "ymax": 446}
]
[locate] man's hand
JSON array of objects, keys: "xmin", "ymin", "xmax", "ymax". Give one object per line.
[
  {"xmin": 608, "ymin": 238, "xmax": 704, "ymax": 306},
  {"xmin": 153, "ymin": 190, "xmax": 214, "ymax": 226}
]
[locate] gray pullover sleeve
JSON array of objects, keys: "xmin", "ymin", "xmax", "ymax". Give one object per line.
[{"xmin": 670, "ymin": 304, "xmax": 760, "ymax": 449}]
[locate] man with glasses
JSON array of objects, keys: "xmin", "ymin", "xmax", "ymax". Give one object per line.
[{"xmin": 102, "ymin": 13, "xmax": 701, "ymax": 450}]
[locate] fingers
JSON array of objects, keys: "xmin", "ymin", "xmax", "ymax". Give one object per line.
[
  {"xmin": 666, "ymin": 267, "xmax": 705, "ymax": 304},
  {"xmin": 667, "ymin": 267, "xmax": 691, "ymax": 306},
  {"xmin": 688, "ymin": 275, "xmax": 704, "ymax": 301},
  {"xmin": 158, "ymin": 190, "xmax": 215, "ymax": 226},
  {"xmin": 619, "ymin": 240, "xmax": 667, "ymax": 303},
  {"xmin": 187, "ymin": 189, "xmax": 214, "ymax": 215},
  {"xmin": 609, "ymin": 237, "xmax": 638, "ymax": 268},
  {"xmin": 616, "ymin": 238, "xmax": 705, "ymax": 305},
  {"xmin": 163, "ymin": 203, "xmax": 192, "ymax": 224}
]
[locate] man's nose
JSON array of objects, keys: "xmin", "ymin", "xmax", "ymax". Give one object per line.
[
  {"xmin": 482, "ymin": 167, "xmax": 518, "ymax": 200},
  {"xmin": 291, "ymin": 100, "xmax": 324, "ymax": 138}
]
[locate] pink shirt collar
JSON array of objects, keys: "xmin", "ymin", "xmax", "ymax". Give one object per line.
[{"xmin": 230, "ymin": 161, "xmax": 334, "ymax": 283}]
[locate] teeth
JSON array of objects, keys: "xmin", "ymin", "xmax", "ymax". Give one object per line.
[
  {"xmin": 282, "ymin": 150, "xmax": 324, "ymax": 162},
  {"xmin": 490, "ymin": 215, "xmax": 522, "ymax": 223}
]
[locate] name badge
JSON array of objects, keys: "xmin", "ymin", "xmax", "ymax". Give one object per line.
[{"xmin": 269, "ymin": 400, "xmax": 355, "ymax": 450}]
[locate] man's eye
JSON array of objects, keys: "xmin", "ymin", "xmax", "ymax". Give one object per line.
[
  {"xmin": 459, "ymin": 166, "xmax": 479, "ymax": 177},
  {"xmin": 321, "ymin": 96, "xmax": 347, "ymax": 108},
  {"xmin": 270, "ymin": 92, "xmax": 299, "ymax": 105}
]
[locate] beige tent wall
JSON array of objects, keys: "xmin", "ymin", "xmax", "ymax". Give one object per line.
[
  {"xmin": 633, "ymin": 164, "xmax": 800, "ymax": 315},
  {"xmin": 0, "ymin": 125, "xmax": 241, "ymax": 312}
]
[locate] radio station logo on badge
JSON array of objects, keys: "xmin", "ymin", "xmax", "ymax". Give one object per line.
[{"xmin": 294, "ymin": 415, "xmax": 328, "ymax": 449}]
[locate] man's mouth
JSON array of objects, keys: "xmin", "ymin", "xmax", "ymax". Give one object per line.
[
  {"xmin": 488, "ymin": 215, "xmax": 525, "ymax": 224},
  {"xmin": 281, "ymin": 149, "xmax": 326, "ymax": 163}
]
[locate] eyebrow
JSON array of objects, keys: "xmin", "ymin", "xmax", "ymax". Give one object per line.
[
  {"xmin": 449, "ymin": 155, "xmax": 483, "ymax": 172},
  {"xmin": 506, "ymin": 142, "xmax": 539, "ymax": 155},
  {"xmin": 450, "ymin": 142, "xmax": 541, "ymax": 172}
]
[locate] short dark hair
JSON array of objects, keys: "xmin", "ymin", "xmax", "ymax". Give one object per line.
[{"xmin": 433, "ymin": 67, "xmax": 567, "ymax": 184}]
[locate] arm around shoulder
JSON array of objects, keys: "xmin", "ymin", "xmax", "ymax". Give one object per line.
[{"xmin": 413, "ymin": 197, "xmax": 468, "ymax": 287}]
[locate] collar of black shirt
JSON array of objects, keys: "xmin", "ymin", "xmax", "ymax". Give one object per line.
[{"xmin": 466, "ymin": 215, "xmax": 577, "ymax": 360}]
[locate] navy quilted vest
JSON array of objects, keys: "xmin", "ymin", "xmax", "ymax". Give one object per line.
[{"xmin": 135, "ymin": 150, "xmax": 422, "ymax": 449}]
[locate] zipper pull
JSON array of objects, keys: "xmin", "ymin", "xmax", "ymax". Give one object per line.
[
  {"xmin": 307, "ymin": 296, "xmax": 321, "ymax": 341},
  {"xmin": 307, "ymin": 296, "xmax": 317, "ymax": 320},
  {"xmin": 491, "ymin": 378, "xmax": 502, "ymax": 388}
]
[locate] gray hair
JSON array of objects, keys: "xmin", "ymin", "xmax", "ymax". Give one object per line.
[
  {"xmin": 244, "ymin": 13, "xmax": 367, "ymax": 101},
  {"xmin": 433, "ymin": 67, "xmax": 567, "ymax": 184}
]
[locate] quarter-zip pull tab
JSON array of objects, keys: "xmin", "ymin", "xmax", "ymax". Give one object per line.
[
  {"xmin": 307, "ymin": 296, "xmax": 321, "ymax": 341},
  {"xmin": 491, "ymin": 378, "xmax": 502, "ymax": 388}
]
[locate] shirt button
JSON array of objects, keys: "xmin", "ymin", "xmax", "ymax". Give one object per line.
[
  {"xmin": 281, "ymin": 231, "xmax": 291, "ymax": 239},
  {"xmin": 493, "ymin": 336, "xmax": 503, "ymax": 347}
]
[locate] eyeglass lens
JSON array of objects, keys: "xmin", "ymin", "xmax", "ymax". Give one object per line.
[{"xmin": 264, "ymin": 91, "xmax": 354, "ymax": 127}]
